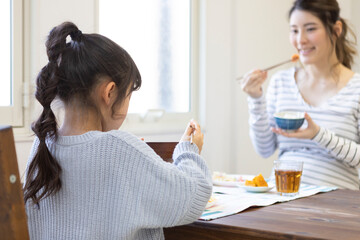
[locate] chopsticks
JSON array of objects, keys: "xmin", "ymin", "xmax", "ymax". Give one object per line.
[
  {"xmin": 190, "ymin": 125, "xmax": 194, "ymax": 144},
  {"xmin": 236, "ymin": 54, "xmax": 299, "ymax": 81}
]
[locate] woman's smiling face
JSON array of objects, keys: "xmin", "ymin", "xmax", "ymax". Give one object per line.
[{"xmin": 289, "ymin": 10, "xmax": 335, "ymax": 65}]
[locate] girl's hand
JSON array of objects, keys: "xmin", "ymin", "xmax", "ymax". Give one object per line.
[
  {"xmin": 271, "ymin": 113, "xmax": 320, "ymax": 139},
  {"xmin": 180, "ymin": 120, "xmax": 204, "ymax": 154},
  {"xmin": 240, "ymin": 69, "xmax": 268, "ymax": 98}
]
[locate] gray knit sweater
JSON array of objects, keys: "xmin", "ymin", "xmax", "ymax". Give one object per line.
[{"xmin": 25, "ymin": 130, "xmax": 212, "ymax": 240}]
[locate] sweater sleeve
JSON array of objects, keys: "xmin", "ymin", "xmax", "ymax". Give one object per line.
[
  {"xmin": 313, "ymin": 127, "xmax": 360, "ymax": 168},
  {"xmin": 133, "ymin": 141, "xmax": 212, "ymax": 228},
  {"xmin": 171, "ymin": 142, "xmax": 213, "ymax": 222}
]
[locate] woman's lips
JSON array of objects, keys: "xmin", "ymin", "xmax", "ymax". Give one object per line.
[{"xmin": 299, "ymin": 47, "xmax": 315, "ymax": 56}]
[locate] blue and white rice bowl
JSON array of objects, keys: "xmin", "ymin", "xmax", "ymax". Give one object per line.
[{"xmin": 273, "ymin": 111, "xmax": 305, "ymax": 132}]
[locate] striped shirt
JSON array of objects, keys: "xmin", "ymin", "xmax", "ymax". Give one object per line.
[{"xmin": 248, "ymin": 67, "xmax": 360, "ymax": 190}]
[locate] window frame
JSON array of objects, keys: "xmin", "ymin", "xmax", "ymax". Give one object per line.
[
  {"xmin": 0, "ymin": 0, "xmax": 24, "ymax": 127},
  {"xmin": 96, "ymin": 0, "xmax": 200, "ymax": 135}
]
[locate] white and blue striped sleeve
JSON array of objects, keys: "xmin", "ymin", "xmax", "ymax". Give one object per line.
[
  {"xmin": 248, "ymin": 94, "xmax": 278, "ymax": 158},
  {"xmin": 313, "ymin": 127, "xmax": 360, "ymax": 168}
]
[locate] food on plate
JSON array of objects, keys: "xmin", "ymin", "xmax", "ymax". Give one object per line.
[
  {"xmin": 245, "ymin": 180, "xmax": 256, "ymax": 187},
  {"xmin": 206, "ymin": 195, "xmax": 217, "ymax": 208},
  {"xmin": 254, "ymin": 173, "xmax": 268, "ymax": 187},
  {"xmin": 245, "ymin": 173, "xmax": 268, "ymax": 187},
  {"xmin": 208, "ymin": 196, "xmax": 216, "ymax": 204}
]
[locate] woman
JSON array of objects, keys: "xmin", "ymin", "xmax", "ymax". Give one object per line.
[
  {"xmin": 24, "ymin": 22, "xmax": 212, "ymax": 239},
  {"xmin": 241, "ymin": 0, "xmax": 360, "ymax": 190}
]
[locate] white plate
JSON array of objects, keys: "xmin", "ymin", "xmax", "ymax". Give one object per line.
[
  {"xmin": 212, "ymin": 174, "xmax": 253, "ymax": 187},
  {"xmin": 238, "ymin": 184, "xmax": 274, "ymax": 193},
  {"xmin": 213, "ymin": 179, "xmax": 241, "ymax": 187}
]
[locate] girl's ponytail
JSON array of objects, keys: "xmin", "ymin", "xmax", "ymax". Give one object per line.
[
  {"xmin": 24, "ymin": 22, "xmax": 81, "ymax": 205},
  {"xmin": 24, "ymin": 62, "xmax": 61, "ymax": 205}
]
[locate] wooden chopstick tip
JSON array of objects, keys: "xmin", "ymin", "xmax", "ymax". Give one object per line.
[
  {"xmin": 236, "ymin": 53, "xmax": 299, "ymax": 82},
  {"xmin": 190, "ymin": 124, "xmax": 194, "ymax": 144}
]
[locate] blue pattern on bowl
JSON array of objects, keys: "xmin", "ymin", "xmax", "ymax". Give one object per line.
[{"xmin": 273, "ymin": 111, "xmax": 305, "ymax": 131}]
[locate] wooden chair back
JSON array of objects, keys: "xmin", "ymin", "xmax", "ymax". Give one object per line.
[
  {"xmin": 147, "ymin": 142, "xmax": 178, "ymax": 163},
  {"xmin": 0, "ymin": 125, "xmax": 29, "ymax": 240},
  {"xmin": 0, "ymin": 137, "xmax": 176, "ymax": 240}
]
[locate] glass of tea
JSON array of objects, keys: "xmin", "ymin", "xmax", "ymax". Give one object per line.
[{"xmin": 274, "ymin": 160, "xmax": 303, "ymax": 196}]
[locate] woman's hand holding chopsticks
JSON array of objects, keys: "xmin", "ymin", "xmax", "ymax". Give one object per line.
[
  {"xmin": 237, "ymin": 54, "xmax": 299, "ymax": 98},
  {"xmin": 240, "ymin": 70, "xmax": 268, "ymax": 98}
]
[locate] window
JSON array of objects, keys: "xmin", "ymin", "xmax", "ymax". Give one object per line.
[
  {"xmin": 0, "ymin": 0, "xmax": 11, "ymax": 107},
  {"xmin": 0, "ymin": 0, "xmax": 23, "ymax": 126},
  {"xmin": 98, "ymin": 0, "xmax": 198, "ymax": 132}
]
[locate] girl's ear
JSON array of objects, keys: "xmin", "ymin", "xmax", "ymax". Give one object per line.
[
  {"xmin": 334, "ymin": 20, "xmax": 343, "ymax": 38},
  {"xmin": 102, "ymin": 81, "xmax": 116, "ymax": 105}
]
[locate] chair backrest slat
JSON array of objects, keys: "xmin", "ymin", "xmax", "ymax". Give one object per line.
[
  {"xmin": 147, "ymin": 142, "xmax": 177, "ymax": 163},
  {"xmin": 0, "ymin": 125, "xmax": 29, "ymax": 240}
]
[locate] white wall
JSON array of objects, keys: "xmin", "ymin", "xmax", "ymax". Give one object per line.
[
  {"xmin": 349, "ymin": 0, "xmax": 360, "ymax": 71},
  {"xmin": 233, "ymin": 0, "xmax": 294, "ymax": 176},
  {"xmin": 198, "ymin": 0, "xmax": 236, "ymax": 173},
  {"xmin": 15, "ymin": 0, "xmax": 360, "ymax": 180}
]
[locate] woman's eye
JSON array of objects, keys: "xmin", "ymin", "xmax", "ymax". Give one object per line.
[
  {"xmin": 307, "ymin": 28, "xmax": 316, "ymax": 32},
  {"xmin": 290, "ymin": 29, "xmax": 298, "ymax": 34}
]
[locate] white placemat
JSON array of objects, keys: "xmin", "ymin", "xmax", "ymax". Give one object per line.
[{"xmin": 200, "ymin": 184, "xmax": 338, "ymax": 221}]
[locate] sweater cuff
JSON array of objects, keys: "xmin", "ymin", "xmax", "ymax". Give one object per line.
[
  {"xmin": 183, "ymin": 180, "xmax": 212, "ymax": 223},
  {"xmin": 247, "ymin": 94, "xmax": 264, "ymax": 102},
  {"xmin": 173, "ymin": 141, "xmax": 199, "ymax": 160}
]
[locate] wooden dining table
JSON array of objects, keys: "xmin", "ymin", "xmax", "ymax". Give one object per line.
[
  {"xmin": 163, "ymin": 189, "xmax": 360, "ymax": 240},
  {"xmin": 146, "ymin": 143, "xmax": 360, "ymax": 240}
]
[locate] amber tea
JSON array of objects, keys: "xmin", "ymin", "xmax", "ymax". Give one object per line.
[
  {"xmin": 275, "ymin": 170, "xmax": 302, "ymax": 194},
  {"xmin": 274, "ymin": 161, "xmax": 303, "ymax": 196}
]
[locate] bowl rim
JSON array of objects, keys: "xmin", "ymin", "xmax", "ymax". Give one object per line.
[{"xmin": 273, "ymin": 111, "xmax": 305, "ymax": 120}]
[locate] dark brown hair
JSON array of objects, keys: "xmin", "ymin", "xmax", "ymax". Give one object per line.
[
  {"xmin": 24, "ymin": 22, "xmax": 141, "ymax": 205},
  {"xmin": 289, "ymin": 0, "xmax": 357, "ymax": 69}
]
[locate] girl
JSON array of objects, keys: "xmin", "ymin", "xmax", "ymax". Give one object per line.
[
  {"xmin": 24, "ymin": 22, "xmax": 212, "ymax": 239},
  {"xmin": 241, "ymin": 0, "xmax": 360, "ymax": 190}
]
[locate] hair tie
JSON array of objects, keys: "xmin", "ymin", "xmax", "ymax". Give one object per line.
[
  {"xmin": 70, "ymin": 30, "xmax": 82, "ymax": 42},
  {"xmin": 43, "ymin": 105, "xmax": 52, "ymax": 110}
]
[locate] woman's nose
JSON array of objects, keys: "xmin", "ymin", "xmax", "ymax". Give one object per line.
[{"xmin": 297, "ymin": 31, "xmax": 307, "ymax": 44}]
